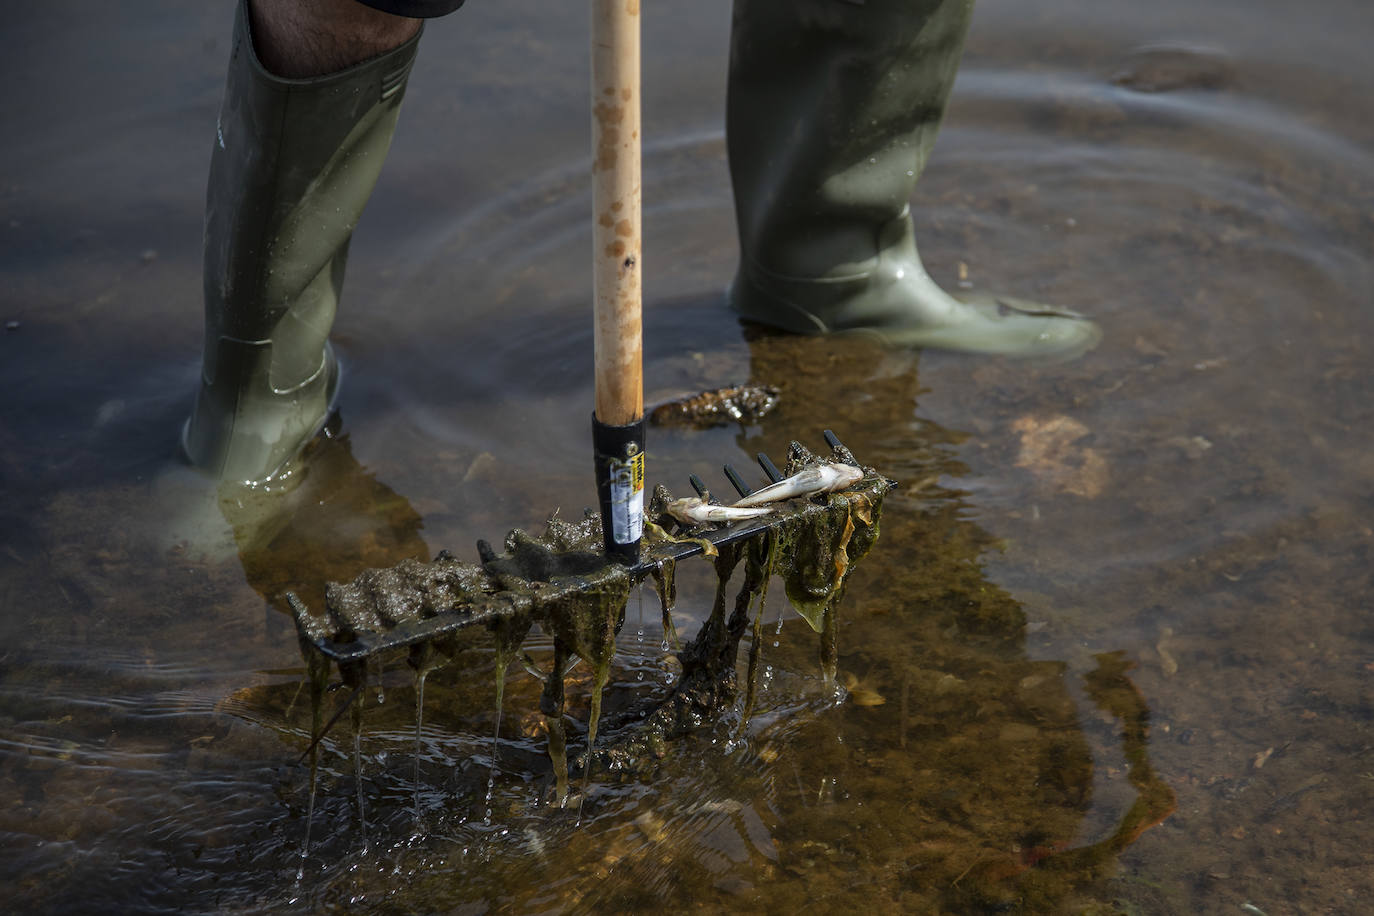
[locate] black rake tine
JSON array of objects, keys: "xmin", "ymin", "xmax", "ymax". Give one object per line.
[
  {"xmin": 294, "ymin": 681, "xmax": 364, "ymax": 766},
  {"xmin": 757, "ymin": 452, "xmax": 784, "ymax": 483},
  {"xmin": 723, "ymin": 464, "xmax": 753, "ymax": 497},
  {"xmin": 823, "ymin": 429, "xmax": 860, "ymax": 466},
  {"xmin": 689, "ymin": 474, "xmax": 710, "ymax": 498}
]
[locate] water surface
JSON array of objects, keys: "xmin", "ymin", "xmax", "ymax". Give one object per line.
[{"xmin": 3, "ymin": 1, "xmax": 1373, "ymax": 912}]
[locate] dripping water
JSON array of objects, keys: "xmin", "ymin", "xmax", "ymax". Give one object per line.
[
  {"xmin": 742, "ymin": 533, "xmax": 776, "ymax": 724},
  {"xmin": 412, "ymin": 653, "xmax": 430, "ymax": 825},
  {"xmin": 543, "ymin": 641, "xmax": 571, "ymax": 806},
  {"xmin": 350, "ymin": 679, "xmax": 369, "ymax": 852},
  {"xmin": 413, "ymin": 671, "xmax": 426, "ymax": 822},
  {"xmin": 486, "ymin": 655, "xmax": 509, "ymax": 826},
  {"xmin": 820, "ymin": 602, "xmax": 838, "ymax": 688},
  {"xmin": 635, "ymin": 583, "xmax": 646, "ymax": 681},
  {"xmin": 576, "ymin": 655, "xmax": 611, "ymax": 825},
  {"xmin": 299, "ymin": 650, "xmax": 330, "ymax": 882}
]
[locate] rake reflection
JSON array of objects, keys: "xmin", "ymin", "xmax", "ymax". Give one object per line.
[{"xmin": 219, "ymin": 329, "xmax": 1173, "ymax": 911}]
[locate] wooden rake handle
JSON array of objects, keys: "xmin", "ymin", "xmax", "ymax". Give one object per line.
[
  {"xmin": 591, "ymin": 0, "xmax": 642, "ymax": 425},
  {"xmin": 590, "ymin": 0, "xmax": 645, "ymax": 562}
]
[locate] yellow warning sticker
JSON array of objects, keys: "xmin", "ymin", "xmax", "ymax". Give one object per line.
[{"xmin": 630, "ymin": 451, "xmax": 644, "ymax": 494}]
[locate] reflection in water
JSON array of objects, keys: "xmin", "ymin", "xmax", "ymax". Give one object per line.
[
  {"xmin": 220, "ymin": 419, "xmax": 433, "ymax": 621},
  {"xmin": 215, "ymin": 331, "xmax": 1172, "ymax": 911}
]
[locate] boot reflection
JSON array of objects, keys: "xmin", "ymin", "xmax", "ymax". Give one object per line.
[
  {"xmin": 730, "ymin": 321, "xmax": 941, "ymax": 478},
  {"xmin": 216, "ymin": 417, "xmax": 431, "ymax": 618}
]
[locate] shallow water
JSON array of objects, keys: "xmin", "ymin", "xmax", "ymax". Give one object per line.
[{"xmin": 4, "ymin": 1, "xmax": 1374, "ymax": 912}]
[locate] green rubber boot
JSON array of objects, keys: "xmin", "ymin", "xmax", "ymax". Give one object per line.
[
  {"xmin": 183, "ymin": 0, "xmax": 421, "ymax": 482},
  {"xmin": 727, "ymin": 0, "xmax": 1100, "ymax": 358}
]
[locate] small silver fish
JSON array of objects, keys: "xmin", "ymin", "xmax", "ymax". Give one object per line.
[
  {"xmin": 732, "ymin": 461, "xmax": 864, "ymax": 508},
  {"xmin": 664, "ymin": 497, "xmax": 775, "ymax": 526}
]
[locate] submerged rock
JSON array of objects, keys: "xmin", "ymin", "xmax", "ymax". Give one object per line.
[
  {"xmin": 648, "ymin": 384, "xmax": 781, "ymax": 429},
  {"xmin": 1112, "ymin": 42, "xmax": 1236, "ymax": 94}
]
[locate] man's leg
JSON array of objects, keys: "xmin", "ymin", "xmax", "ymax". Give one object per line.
[
  {"xmin": 249, "ymin": 0, "xmax": 420, "ymax": 79},
  {"xmin": 726, "ymin": 0, "xmax": 1100, "ymax": 358},
  {"xmin": 183, "ymin": 0, "xmax": 422, "ymax": 482}
]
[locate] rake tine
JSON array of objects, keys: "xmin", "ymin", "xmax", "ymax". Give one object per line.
[
  {"xmin": 723, "ymin": 464, "xmax": 753, "ymax": 498},
  {"xmin": 689, "ymin": 474, "xmax": 710, "ymax": 499},
  {"xmin": 823, "ymin": 429, "xmax": 860, "ymax": 466},
  {"xmin": 757, "ymin": 452, "xmax": 784, "ymax": 483}
]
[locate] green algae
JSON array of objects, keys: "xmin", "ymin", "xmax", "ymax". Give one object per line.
[
  {"xmin": 772, "ymin": 490, "xmax": 882, "ymax": 633},
  {"xmin": 649, "ymin": 558, "xmax": 681, "ymax": 651},
  {"xmin": 486, "ymin": 613, "xmax": 531, "ymax": 819},
  {"xmin": 522, "ymin": 538, "xmax": 630, "ymax": 807}
]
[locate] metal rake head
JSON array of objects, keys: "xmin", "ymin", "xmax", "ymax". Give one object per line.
[{"xmin": 290, "ymin": 430, "xmax": 893, "ymax": 663}]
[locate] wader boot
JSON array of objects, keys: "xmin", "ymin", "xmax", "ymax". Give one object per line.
[
  {"xmin": 183, "ymin": 0, "xmax": 421, "ymax": 482},
  {"xmin": 727, "ymin": 0, "xmax": 1100, "ymax": 358}
]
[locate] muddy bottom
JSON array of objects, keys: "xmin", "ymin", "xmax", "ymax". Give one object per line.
[{"xmin": 3, "ymin": 1, "xmax": 1374, "ymax": 913}]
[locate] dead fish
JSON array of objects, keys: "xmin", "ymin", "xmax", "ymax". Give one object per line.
[
  {"xmin": 732, "ymin": 461, "xmax": 864, "ymax": 508},
  {"xmin": 664, "ymin": 497, "xmax": 774, "ymax": 527}
]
